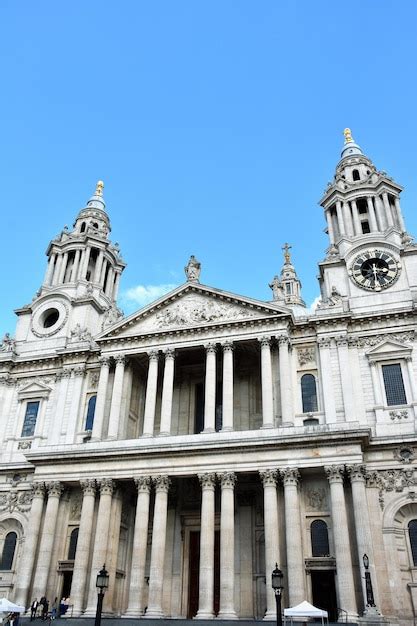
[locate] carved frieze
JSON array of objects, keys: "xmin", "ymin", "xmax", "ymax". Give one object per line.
[
  {"xmin": 69, "ymin": 493, "xmax": 82, "ymax": 520},
  {"xmin": 306, "ymin": 487, "xmax": 327, "ymax": 511},
  {"xmin": 155, "ymin": 296, "xmax": 260, "ymax": 329},
  {"xmin": 389, "ymin": 410, "xmax": 409, "ymax": 420},
  {"xmin": 0, "ymin": 489, "xmax": 33, "ymax": 513},
  {"xmin": 297, "ymin": 347, "xmax": 316, "ymax": 367},
  {"xmin": 351, "ymin": 331, "xmax": 415, "ymax": 348}
]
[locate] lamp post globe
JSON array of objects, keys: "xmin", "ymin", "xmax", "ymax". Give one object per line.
[
  {"xmin": 94, "ymin": 564, "xmax": 109, "ymax": 626},
  {"xmin": 271, "ymin": 564, "xmax": 284, "ymax": 626}
]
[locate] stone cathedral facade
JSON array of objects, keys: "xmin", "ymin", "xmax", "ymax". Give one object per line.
[{"xmin": 1, "ymin": 130, "xmax": 417, "ymax": 625}]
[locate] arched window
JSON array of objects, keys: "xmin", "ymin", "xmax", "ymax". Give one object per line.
[
  {"xmin": 352, "ymin": 169, "xmax": 360, "ymax": 181},
  {"xmin": 301, "ymin": 374, "xmax": 318, "ymax": 413},
  {"xmin": 80, "ymin": 222, "xmax": 86, "ymax": 233},
  {"xmin": 0, "ymin": 532, "xmax": 17, "ymax": 570},
  {"xmin": 409, "ymin": 520, "xmax": 417, "ymax": 565},
  {"xmin": 311, "ymin": 520, "xmax": 329, "ymax": 557},
  {"xmin": 67, "ymin": 528, "xmax": 79, "ymax": 560},
  {"xmin": 85, "ymin": 396, "xmax": 97, "ymax": 431}
]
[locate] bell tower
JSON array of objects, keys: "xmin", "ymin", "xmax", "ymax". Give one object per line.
[
  {"xmin": 317, "ymin": 130, "xmax": 417, "ymax": 313},
  {"xmin": 14, "ymin": 182, "xmax": 126, "ymax": 351}
]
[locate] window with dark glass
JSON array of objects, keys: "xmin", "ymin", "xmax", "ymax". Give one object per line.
[
  {"xmin": 21, "ymin": 401, "xmax": 40, "ymax": 437},
  {"xmin": 85, "ymin": 395, "xmax": 97, "ymax": 431},
  {"xmin": 352, "ymin": 169, "xmax": 360, "ymax": 181},
  {"xmin": 0, "ymin": 532, "xmax": 17, "ymax": 569},
  {"xmin": 67, "ymin": 528, "xmax": 79, "ymax": 560},
  {"xmin": 409, "ymin": 520, "xmax": 417, "ymax": 565},
  {"xmin": 301, "ymin": 374, "xmax": 318, "ymax": 413},
  {"xmin": 382, "ymin": 363, "xmax": 407, "ymax": 406},
  {"xmin": 311, "ymin": 520, "xmax": 329, "ymax": 556}
]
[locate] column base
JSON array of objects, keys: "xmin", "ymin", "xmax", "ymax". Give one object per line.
[
  {"xmin": 145, "ymin": 608, "xmax": 164, "ymax": 618},
  {"xmin": 141, "ymin": 433, "xmax": 154, "ymax": 438},
  {"xmin": 220, "ymin": 427, "xmax": 233, "ymax": 432},
  {"xmin": 202, "ymin": 428, "xmax": 215, "ymax": 434},
  {"xmin": 263, "ymin": 610, "xmax": 277, "ymax": 620},
  {"xmin": 261, "ymin": 424, "xmax": 274, "ymax": 430},
  {"xmin": 158, "ymin": 431, "xmax": 171, "ymax": 437},
  {"xmin": 195, "ymin": 611, "xmax": 215, "ymax": 619},
  {"xmin": 217, "ymin": 611, "xmax": 238, "ymax": 619},
  {"xmin": 122, "ymin": 609, "xmax": 144, "ymax": 618}
]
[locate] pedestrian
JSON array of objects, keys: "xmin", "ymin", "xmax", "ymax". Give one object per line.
[
  {"xmin": 30, "ymin": 599, "xmax": 39, "ymax": 621},
  {"xmin": 51, "ymin": 598, "xmax": 58, "ymax": 620},
  {"xmin": 42, "ymin": 600, "xmax": 48, "ymax": 621}
]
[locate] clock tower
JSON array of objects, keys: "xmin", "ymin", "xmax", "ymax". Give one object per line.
[{"xmin": 317, "ymin": 129, "xmax": 417, "ymax": 313}]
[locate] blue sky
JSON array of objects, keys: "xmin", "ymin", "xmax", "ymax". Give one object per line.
[{"xmin": 1, "ymin": 0, "xmax": 417, "ymax": 337}]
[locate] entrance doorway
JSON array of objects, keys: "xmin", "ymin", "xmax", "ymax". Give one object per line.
[
  {"xmin": 311, "ymin": 570, "xmax": 337, "ymax": 622},
  {"xmin": 61, "ymin": 571, "xmax": 73, "ymax": 599},
  {"xmin": 187, "ymin": 530, "xmax": 220, "ymax": 618}
]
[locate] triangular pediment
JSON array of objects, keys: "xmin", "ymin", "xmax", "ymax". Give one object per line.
[
  {"xmin": 98, "ymin": 283, "xmax": 290, "ymax": 340},
  {"xmin": 366, "ymin": 338, "xmax": 412, "ymax": 361},
  {"xmin": 17, "ymin": 380, "xmax": 52, "ymax": 399}
]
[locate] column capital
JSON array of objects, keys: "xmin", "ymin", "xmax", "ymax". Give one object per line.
[
  {"xmin": 80, "ymin": 479, "xmax": 96, "ymax": 496},
  {"xmin": 405, "ymin": 355, "xmax": 413, "ymax": 362},
  {"xmin": 335, "ymin": 335, "xmax": 349, "ymax": 347},
  {"xmin": 31, "ymin": 482, "xmax": 45, "ymax": 499},
  {"xmin": 205, "ymin": 343, "xmax": 217, "ymax": 354},
  {"xmin": 99, "ymin": 356, "xmax": 111, "ymax": 367},
  {"xmin": 325, "ymin": 465, "xmax": 345, "ymax": 484},
  {"xmin": 258, "ymin": 336, "xmax": 271, "ymax": 348},
  {"xmin": 221, "ymin": 341, "xmax": 234, "ymax": 353},
  {"xmin": 198, "ymin": 473, "xmax": 216, "ymax": 490},
  {"xmin": 346, "ymin": 464, "xmax": 367, "ymax": 483},
  {"xmin": 281, "ymin": 467, "xmax": 300, "ymax": 486},
  {"xmin": 46, "ymin": 481, "xmax": 63, "ymax": 498},
  {"xmin": 73, "ymin": 365, "xmax": 87, "ymax": 377},
  {"xmin": 260, "ymin": 469, "xmax": 278, "ymax": 487},
  {"xmin": 114, "ymin": 354, "xmax": 127, "ymax": 366},
  {"xmin": 277, "ymin": 333, "xmax": 290, "ymax": 346},
  {"xmin": 217, "ymin": 472, "xmax": 237, "ymax": 488},
  {"xmin": 148, "ymin": 350, "xmax": 159, "ymax": 362},
  {"xmin": 163, "ymin": 348, "xmax": 175, "ymax": 360},
  {"xmin": 365, "ymin": 470, "xmax": 383, "ymax": 489},
  {"xmin": 317, "ymin": 336, "xmax": 332, "ymax": 348},
  {"xmin": 134, "ymin": 476, "xmax": 152, "ymax": 493},
  {"xmin": 98, "ymin": 478, "xmax": 114, "ymax": 495},
  {"xmin": 153, "ymin": 475, "xmax": 171, "ymax": 493}
]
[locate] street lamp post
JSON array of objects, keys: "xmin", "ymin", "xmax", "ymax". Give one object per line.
[
  {"xmin": 362, "ymin": 554, "xmax": 376, "ymax": 608},
  {"xmin": 94, "ymin": 564, "xmax": 109, "ymax": 626},
  {"xmin": 271, "ymin": 564, "xmax": 284, "ymax": 626}
]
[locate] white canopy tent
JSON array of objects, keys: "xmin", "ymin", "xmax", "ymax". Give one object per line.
[
  {"xmin": 284, "ymin": 600, "xmax": 328, "ymax": 625},
  {"xmin": 0, "ymin": 599, "xmax": 25, "ymax": 613}
]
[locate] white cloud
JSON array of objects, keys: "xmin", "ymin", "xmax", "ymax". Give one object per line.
[
  {"xmin": 307, "ymin": 295, "xmax": 321, "ymax": 314},
  {"xmin": 119, "ymin": 283, "xmax": 178, "ymax": 312}
]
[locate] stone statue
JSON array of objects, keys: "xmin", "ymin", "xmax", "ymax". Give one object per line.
[
  {"xmin": 269, "ymin": 275, "xmax": 285, "ymax": 302},
  {"xmin": 328, "ymin": 285, "xmax": 342, "ymax": 305},
  {"xmin": 184, "ymin": 255, "xmax": 201, "ymax": 282},
  {"xmin": 0, "ymin": 333, "xmax": 16, "ymax": 352}
]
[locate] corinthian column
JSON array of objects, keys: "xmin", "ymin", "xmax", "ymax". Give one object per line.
[
  {"xmin": 317, "ymin": 337, "xmax": 336, "ymax": 422},
  {"xmin": 84, "ymin": 478, "xmax": 114, "ymax": 615},
  {"xmin": 91, "ymin": 357, "xmax": 111, "ymax": 441},
  {"xmin": 218, "ymin": 472, "xmax": 237, "ymax": 619},
  {"xmin": 281, "ymin": 468, "xmax": 305, "ymax": 605},
  {"xmin": 14, "ymin": 483, "xmax": 45, "ymax": 607},
  {"xmin": 260, "ymin": 469, "xmax": 280, "ymax": 619},
  {"xmin": 146, "ymin": 475, "xmax": 171, "ymax": 617},
  {"xmin": 196, "ymin": 473, "xmax": 216, "ymax": 619},
  {"xmin": 142, "ymin": 351, "xmax": 159, "ymax": 437},
  {"xmin": 70, "ymin": 480, "xmax": 97, "ymax": 616},
  {"xmin": 159, "ymin": 349, "xmax": 175, "ymax": 435},
  {"xmin": 259, "ymin": 337, "xmax": 274, "ymax": 428},
  {"xmin": 124, "ymin": 476, "xmax": 152, "ymax": 617},
  {"xmin": 325, "ymin": 466, "xmax": 357, "ymax": 619},
  {"xmin": 203, "ymin": 344, "xmax": 217, "ymax": 433},
  {"xmin": 32, "ymin": 482, "xmax": 63, "ymax": 600},
  {"xmin": 336, "ymin": 336, "xmax": 355, "ymax": 422},
  {"xmin": 221, "ymin": 342, "xmax": 234, "ymax": 431},
  {"xmin": 107, "ymin": 355, "xmax": 127, "ymax": 439},
  {"xmin": 278, "ymin": 334, "xmax": 293, "ymax": 425}
]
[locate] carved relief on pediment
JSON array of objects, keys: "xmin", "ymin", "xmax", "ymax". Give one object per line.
[{"xmin": 155, "ymin": 295, "xmax": 261, "ymax": 329}]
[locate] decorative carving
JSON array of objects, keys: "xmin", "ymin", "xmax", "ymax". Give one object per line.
[
  {"xmin": 164, "ymin": 348, "xmax": 175, "ymax": 360},
  {"xmin": 346, "ymin": 464, "xmax": 366, "ymax": 482},
  {"xmin": 148, "ymin": 350, "xmax": 159, "ymax": 362},
  {"xmin": 217, "ymin": 472, "xmax": 237, "ymax": 488},
  {"xmin": 205, "ymin": 343, "xmax": 217, "ymax": 354},
  {"xmin": 269, "ymin": 276, "xmax": 285, "ymax": 302},
  {"xmin": 80, "ymin": 479, "xmax": 96, "ymax": 496},
  {"xmin": 281, "ymin": 468, "xmax": 300, "ymax": 486},
  {"xmin": 114, "ymin": 354, "xmax": 126, "ymax": 366},
  {"xmin": 365, "ymin": 471, "xmax": 383, "ymax": 490},
  {"xmin": 153, "ymin": 475, "xmax": 171, "ymax": 493},
  {"xmin": 98, "ymin": 478, "xmax": 114, "ymax": 495},
  {"xmin": 198, "ymin": 473, "xmax": 216, "ymax": 489},
  {"xmin": 317, "ymin": 336, "xmax": 331, "ymax": 348},
  {"xmin": 297, "ymin": 347, "xmax": 316, "ymax": 366},
  {"xmin": 73, "ymin": 365, "xmax": 86, "ymax": 377},
  {"xmin": 325, "ymin": 465, "xmax": 344, "ymax": 483},
  {"xmin": 317, "ymin": 286, "xmax": 343, "ymax": 309},
  {"xmin": 222, "ymin": 341, "xmax": 234, "ymax": 353},
  {"xmin": 277, "ymin": 334, "xmax": 290, "ymax": 346},
  {"xmin": 46, "ymin": 481, "xmax": 63, "ymax": 498},
  {"xmin": 335, "ymin": 335, "xmax": 348, "ymax": 347},
  {"xmin": 0, "ymin": 333, "xmax": 16, "ymax": 353},
  {"xmin": 379, "ymin": 469, "xmax": 416, "ymax": 492},
  {"xmin": 70, "ymin": 494, "xmax": 82, "ymax": 520},
  {"xmin": 155, "ymin": 296, "xmax": 259, "ymax": 329},
  {"xmin": 134, "ymin": 476, "xmax": 152, "ymax": 493},
  {"xmin": 89, "ymin": 371, "xmax": 100, "ymax": 388},
  {"xmin": 259, "ymin": 469, "xmax": 278, "ymax": 487},
  {"xmin": 70, "ymin": 324, "xmax": 92, "ymax": 342},
  {"xmin": 0, "ymin": 489, "xmax": 34, "ymax": 513},
  {"xmin": 394, "ymin": 447, "xmax": 415, "ymax": 464},
  {"xmin": 353, "ymin": 331, "xmax": 415, "ymax": 348},
  {"xmin": 389, "ymin": 410, "xmax": 409, "ymax": 420},
  {"xmin": 306, "ymin": 487, "xmax": 327, "ymax": 511},
  {"xmin": 102, "ymin": 304, "xmax": 124, "ymax": 330},
  {"xmin": 98, "ymin": 356, "xmax": 111, "ymax": 367},
  {"xmin": 259, "ymin": 336, "xmax": 271, "ymax": 348},
  {"xmin": 18, "ymin": 440, "xmax": 32, "ymax": 450},
  {"xmin": 184, "ymin": 255, "xmax": 201, "ymax": 282}
]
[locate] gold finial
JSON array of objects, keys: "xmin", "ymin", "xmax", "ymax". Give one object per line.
[
  {"xmin": 343, "ymin": 128, "xmax": 353, "ymax": 144},
  {"xmin": 95, "ymin": 180, "xmax": 104, "ymax": 196},
  {"xmin": 282, "ymin": 242, "xmax": 292, "ymax": 264}
]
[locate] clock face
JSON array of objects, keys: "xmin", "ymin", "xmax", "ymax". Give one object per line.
[{"xmin": 349, "ymin": 249, "xmax": 400, "ymax": 291}]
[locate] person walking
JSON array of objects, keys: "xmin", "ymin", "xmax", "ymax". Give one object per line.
[{"xmin": 30, "ymin": 599, "xmax": 39, "ymax": 621}]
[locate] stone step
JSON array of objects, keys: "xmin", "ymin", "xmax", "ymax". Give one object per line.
[{"xmin": 21, "ymin": 619, "xmax": 358, "ymax": 626}]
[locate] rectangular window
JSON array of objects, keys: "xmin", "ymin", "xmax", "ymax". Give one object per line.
[
  {"xmin": 382, "ymin": 364, "xmax": 407, "ymax": 406},
  {"xmin": 21, "ymin": 401, "xmax": 40, "ymax": 437}
]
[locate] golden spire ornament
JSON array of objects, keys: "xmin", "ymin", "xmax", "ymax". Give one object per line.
[
  {"xmin": 343, "ymin": 128, "xmax": 353, "ymax": 144},
  {"xmin": 282, "ymin": 242, "xmax": 292, "ymax": 264},
  {"xmin": 95, "ymin": 180, "xmax": 104, "ymax": 196}
]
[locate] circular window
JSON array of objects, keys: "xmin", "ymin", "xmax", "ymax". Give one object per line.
[{"xmin": 42, "ymin": 308, "xmax": 60, "ymax": 328}]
